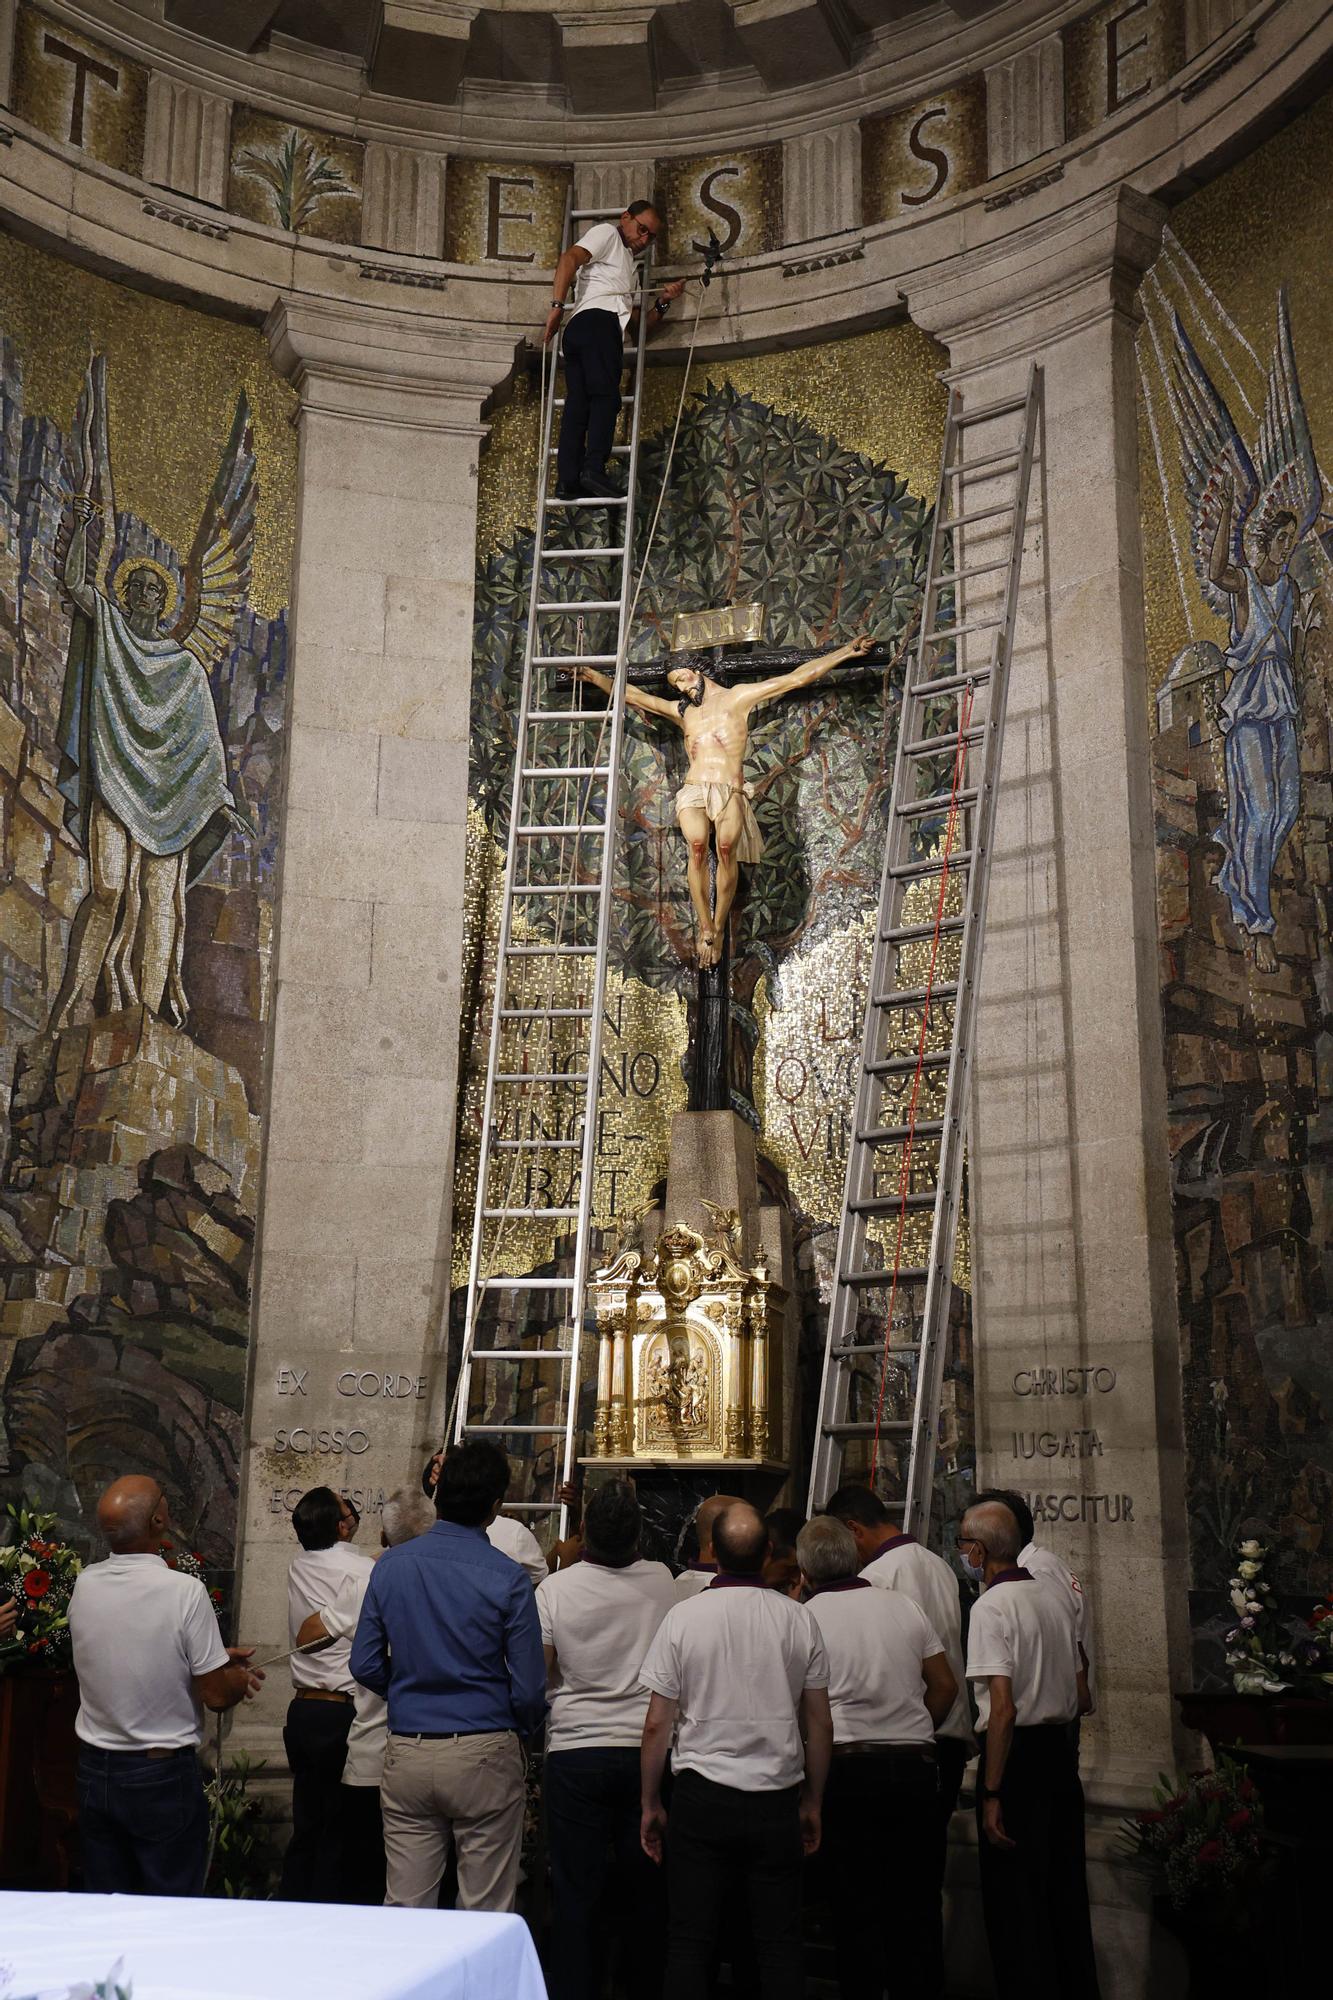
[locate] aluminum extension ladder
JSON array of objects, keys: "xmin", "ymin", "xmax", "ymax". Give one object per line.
[
  {"xmin": 453, "ymin": 201, "xmax": 653, "ymax": 1540},
  {"xmin": 807, "ymin": 366, "xmax": 1041, "ymax": 1540}
]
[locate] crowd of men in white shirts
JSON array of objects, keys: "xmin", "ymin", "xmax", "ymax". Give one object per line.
[{"xmin": 61, "ymin": 1444, "xmax": 1099, "ymax": 1999}]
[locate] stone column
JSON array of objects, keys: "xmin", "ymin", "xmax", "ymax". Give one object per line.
[
  {"xmin": 0, "ymin": 0, "xmax": 15, "ymax": 108},
  {"xmin": 231, "ymin": 298, "xmax": 510, "ymax": 1763},
  {"xmin": 909, "ymin": 186, "xmax": 1192, "ymax": 1806},
  {"xmin": 142, "ymin": 74, "xmax": 231, "ymax": 208},
  {"xmin": 985, "ymin": 33, "xmax": 1065, "ymax": 178},
  {"xmin": 782, "ymin": 121, "xmax": 861, "ymax": 246},
  {"xmin": 361, "ymin": 142, "xmax": 447, "ymax": 259}
]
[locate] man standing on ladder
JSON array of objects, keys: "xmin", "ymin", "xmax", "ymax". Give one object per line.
[{"xmin": 544, "ymin": 202, "xmax": 684, "ymax": 500}]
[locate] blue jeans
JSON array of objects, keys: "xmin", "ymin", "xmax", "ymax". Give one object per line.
[
  {"xmin": 544, "ymin": 1746, "xmax": 665, "ymax": 2000},
  {"xmin": 77, "ymin": 1745, "xmax": 210, "ymax": 1896}
]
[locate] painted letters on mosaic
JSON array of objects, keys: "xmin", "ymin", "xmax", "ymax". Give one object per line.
[
  {"xmin": 11, "ymin": 3, "xmax": 146, "ymax": 175},
  {"xmin": 1137, "ymin": 91, "xmax": 1333, "ymax": 1642},
  {"xmin": 861, "ymin": 78, "xmax": 987, "ymax": 224},
  {"xmin": 0, "ymin": 229, "xmax": 295, "ymax": 1587},
  {"xmin": 653, "ymin": 148, "xmax": 783, "ymax": 263},
  {"xmin": 1064, "ymin": 0, "xmax": 1184, "ymax": 137},
  {"xmin": 442, "ymin": 159, "xmax": 573, "ymax": 268}
]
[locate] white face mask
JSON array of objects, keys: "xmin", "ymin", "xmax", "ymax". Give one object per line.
[{"xmin": 958, "ymin": 1546, "xmax": 984, "ymax": 1584}]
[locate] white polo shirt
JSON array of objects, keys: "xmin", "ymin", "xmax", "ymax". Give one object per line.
[
  {"xmin": 806, "ymin": 1580, "xmax": 943, "ymax": 1747},
  {"xmin": 567, "ymin": 221, "xmax": 637, "ymax": 330},
  {"xmin": 488, "ymin": 1513, "xmax": 548, "ymax": 1588},
  {"xmin": 673, "ymin": 1564, "xmax": 716, "ymax": 1605},
  {"xmin": 288, "ymin": 1542, "xmax": 375, "ymax": 1692},
  {"xmin": 318, "ymin": 1572, "xmax": 384, "ymax": 1788},
  {"xmin": 861, "ymin": 1535, "xmax": 972, "ymax": 1744},
  {"xmin": 69, "ymin": 1554, "xmax": 229, "ymax": 1751},
  {"xmin": 537, "ymin": 1557, "xmax": 676, "ymax": 1751},
  {"xmin": 1020, "ymin": 1540, "xmax": 1094, "ymax": 1670},
  {"xmin": 965, "ymin": 1571, "xmax": 1080, "ymax": 1730},
  {"xmin": 639, "ymin": 1579, "xmax": 830, "ymax": 1791}
]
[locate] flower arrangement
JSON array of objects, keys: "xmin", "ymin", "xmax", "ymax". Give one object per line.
[
  {"xmin": 0, "ymin": 1506, "xmax": 82, "ymax": 1670},
  {"xmin": 1222, "ymin": 1535, "xmax": 1330, "ymax": 1697},
  {"xmin": 160, "ymin": 1542, "xmax": 224, "ymax": 1615},
  {"xmin": 1120, "ymin": 1756, "xmax": 1266, "ymax": 1913}
]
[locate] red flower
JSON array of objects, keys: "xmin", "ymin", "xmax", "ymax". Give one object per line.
[
  {"xmin": 1239, "ymin": 1779, "xmax": 1257, "ymax": 1801},
  {"xmin": 1138, "ymin": 1809, "xmax": 1164, "ymax": 1824},
  {"xmin": 23, "ymin": 1569, "xmax": 51, "ymax": 1602},
  {"xmin": 1226, "ymin": 1809, "xmax": 1251, "ymax": 1832},
  {"xmin": 1197, "ymin": 1840, "xmax": 1222, "ymax": 1865}
]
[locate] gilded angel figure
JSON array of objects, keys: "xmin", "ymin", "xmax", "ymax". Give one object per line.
[
  {"xmin": 49, "ymin": 355, "xmax": 255, "ymax": 1029},
  {"xmin": 1169, "ymin": 289, "xmax": 1325, "ymax": 973}
]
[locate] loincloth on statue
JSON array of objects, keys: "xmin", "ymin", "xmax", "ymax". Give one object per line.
[{"xmin": 674, "ymin": 779, "xmax": 764, "ymax": 864}]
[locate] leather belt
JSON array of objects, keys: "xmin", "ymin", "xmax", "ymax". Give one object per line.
[
  {"xmin": 294, "ymin": 1688, "xmax": 354, "ymax": 1704},
  {"xmin": 832, "ymin": 1740, "xmax": 937, "ymax": 1760}
]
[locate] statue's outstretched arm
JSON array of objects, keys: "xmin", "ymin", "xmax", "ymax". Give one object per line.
[
  {"xmin": 63, "ymin": 495, "xmax": 98, "ymax": 617},
  {"xmin": 745, "ymin": 634, "xmax": 874, "ymax": 709},
  {"xmin": 576, "ymin": 665, "xmax": 679, "ymax": 723}
]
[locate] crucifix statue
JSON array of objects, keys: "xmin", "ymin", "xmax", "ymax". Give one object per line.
[{"xmin": 577, "ymin": 632, "xmax": 875, "ymax": 969}]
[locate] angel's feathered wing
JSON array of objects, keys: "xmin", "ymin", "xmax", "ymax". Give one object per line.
[
  {"xmin": 1168, "ymin": 314, "xmax": 1257, "ymax": 618},
  {"xmin": 171, "ymin": 393, "xmax": 256, "ymax": 671},
  {"xmin": 1254, "ymin": 285, "xmax": 1322, "ymax": 542}
]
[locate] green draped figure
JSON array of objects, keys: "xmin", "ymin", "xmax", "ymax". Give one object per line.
[{"xmin": 50, "ymin": 358, "xmax": 256, "ymax": 1031}]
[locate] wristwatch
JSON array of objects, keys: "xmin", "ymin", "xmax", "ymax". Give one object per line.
[{"xmin": 654, "ymin": 297, "xmax": 670, "ymax": 316}]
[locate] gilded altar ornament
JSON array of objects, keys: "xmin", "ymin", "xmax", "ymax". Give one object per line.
[{"xmin": 588, "ymin": 1225, "xmax": 785, "ymax": 1466}]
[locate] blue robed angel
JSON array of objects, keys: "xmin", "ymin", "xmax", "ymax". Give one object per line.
[
  {"xmin": 49, "ymin": 356, "xmax": 256, "ymax": 1030},
  {"xmin": 1169, "ymin": 291, "xmax": 1324, "ymax": 975}
]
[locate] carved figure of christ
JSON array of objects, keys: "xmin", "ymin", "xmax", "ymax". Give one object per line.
[{"xmin": 578, "ymin": 634, "xmax": 873, "ymax": 967}]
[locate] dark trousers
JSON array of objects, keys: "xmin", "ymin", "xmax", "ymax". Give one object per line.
[
  {"xmin": 280, "ymin": 1695, "xmax": 353, "ymax": 1901},
  {"xmin": 819, "ymin": 1747, "xmax": 938, "ymax": 2000},
  {"xmin": 926, "ymin": 1734, "xmax": 969, "ymax": 1990},
  {"xmin": 338, "ymin": 1783, "xmax": 387, "ymax": 1906},
  {"xmin": 665, "ymin": 1769, "xmax": 804, "ymax": 2000},
  {"xmin": 545, "ymin": 1746, "xmax": 665, "ymax": 2000},
  {"xmin": 556, "ymin": 308, "xmax": 624, "ymax": 488},
  {"xmin": 77, "ymin": 1745, "xmax": 210, "ymax": 1896},
  {"xmin": 974, "ymin": 1724, "xmax": 1099, "ymax": 2000}
]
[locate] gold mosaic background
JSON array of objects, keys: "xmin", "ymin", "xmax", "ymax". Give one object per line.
[
  {"xmin": 12, "ymin": 3, "xmax": 146, "ymax": 175},
  {"xmin": 0, "ymin": 229, "xmax": 297, "ymax": 620},
  {"xmin": 654, "ymin": 146, "xmax": 783, "ymax": 264},
  {"xmin": 1136, "ymin": 89, "xmax": 1333, "ymax": 692},
  {"xmin": 228, "ymin": 106, "xmax": 364, "ymax": 243},
  {"xmin": 443, "ymin": 159, "xmax": 573, "ymax": 268},
  {"xmin": 862, "ymin": 77, "xmax": 988, "ymax": 225},
  {"xmin": 1064, "ymin": 0, "xmax": 1184, "ymax": 140}
]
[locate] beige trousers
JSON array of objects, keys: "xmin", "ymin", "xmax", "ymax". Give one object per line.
[{"xmin": 380, "ymin": 1730, "xmax": 526, "ymax": 1911}]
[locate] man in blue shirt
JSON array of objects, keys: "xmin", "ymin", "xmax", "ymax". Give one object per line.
[{"xmin": 350, "ymin": 1439, "xmax": 546, "ymax": 1909}]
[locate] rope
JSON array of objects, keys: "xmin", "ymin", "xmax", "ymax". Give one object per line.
[{"xmin": 870, "ymin": 678, "xmax": 976, "ymax": 1486}]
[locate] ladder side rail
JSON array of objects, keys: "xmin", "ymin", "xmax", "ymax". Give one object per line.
[
  {"xmin": 900, "ymin": 364, "xmax": 1043, "ymax": 1540},
  {"xmin": 455, "ymin": 190, "xmax": 575, "ymax": 1452},
  {"xmin": 806, "ymin": 387, "xmax": 964, "ymax": 1509},
  {"xmin": 555, "ymin": 246, "xmax": 655, "ymax": 1530}
]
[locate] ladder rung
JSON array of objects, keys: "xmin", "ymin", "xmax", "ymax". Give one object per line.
[
  {"xmin": 516, "ymin": 822, "xmax": 604, "ymax": 836},
  {"xmin": 859, "ymin": 1119, "xmax": 945, "ymax": 1145},
  {"xmin": 866, "ymin": 1052, "xmax": 951, "ymax": 1078},
  {"xmin": 956, "ymin": 394, "xmax": 1028, "ymax": 426},
  {"xmin": 536, "ymin": 601, "xmax": 620, "ymax": 613},
  {"xmin": 509, "ymin": 883, "xmax": 601, "ymax": 896},
  {"xmin": 547, "ymin": 496, "xmax": 629, "ymax": 508},
  {"xmin": 494, "ymin": 1071, "xmax": 590, "ymax": 1083},
  {"xmin": 471, "ymin": 1349, "xmax": 571, "ymax": 1362},
  {"xmin": 910, "ymin": 670, "xmax": 990, "ymax": 700},
  {"xmin": 833, "ymin": 1341, "xmax": 923, "ymax": 1357},
  {"xmin": 499, "ymin": 1007, "xmax": 593, "ymax": 1019},
  {"xmin": 521, "ymin": 765, "xmax": 611, "ymax": 778},
  {"xmin": 839, "ymin": 1265, "xmax": 930, "ymax": 1288},
  {"xmin": 882, "ymin": 916, "xmax": 965, "ymax": 943},
  {"xmin": 871, "ymin": 978, "xmax": 959, "ymax": 1007},
  {"xmin": 526, "ymin": 712, "xmax": 609, "ymax": 725},
  {"xmin": 901, "ymin": 727, "xmax": 985, "ymax": 757},
  {"xmin": 504, "ymin": 944, "xmax": 595, "ymax": 957},
  {"xmin": 888, "ymin": 852, "xmax": 973, "ymax": 881},
  {"xmin": 850, "ymin": 1191, "xmax": 939, "ymax": 1216},
  {"xmin": 464, "ymin": 1423, "xmax": 568, "ymax": 1434},
  {"xmin": 940, "ymin": 499, "xmax": 1015, "ymax": 532},
  {"xmin": 896, "ymin": 786, "xmax": 977, "ymax": 821},
  {"xmin": 944, "ymin": 447, "xmax": 1021, "ymax": 479},
  {"xmin": 553, "ymin": 396, "xmax": 634, "ymax": 407},
  {"xmin": 823, "ymin": 1420, "xmax": 913, "ymax": 1436},
  {"xmin": 493, "ymin": 1137, "xmax": 582, "ymax": 1150},
  {"xmin": 533, "ymin": 653, "xmax": 618, "ymax": 666},
  {"xmin": 542, "ymin": 546, "xmax": 625, "ymax": 561},
  {"xmin": 500, "ymin": 1501, "xmax": 561, "ymax": 1512},
  {"xmin": 482, "ymin": 1275, "xmax": 576, "ymax": 1290},
  {"xmin": 930, "ymin": 556, "xmax": 1012, "ymax": 587},
  {"xmin": 483, "ymin": 1206, "xmax": 581, "ymax": 1219},
  {"xmin": 924, "ymin": 618, "xmax": 1003, "ymax": 643},
  {"xmin": 548, "ymin": 445, "xmax": 631, "ymax": 457}
]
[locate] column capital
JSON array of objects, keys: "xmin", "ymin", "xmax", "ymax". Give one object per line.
[
  {"xmin": 264, "ymin": 294, "xmax": 509, "ymax": 436},
  {"xmin": 907, "ymin": 184, "xmax": 1166, "ymax": 373}
]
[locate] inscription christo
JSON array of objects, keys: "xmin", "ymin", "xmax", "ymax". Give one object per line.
[{"xmin": 1013, "ymin": 1366, "xmax": 1117, "ymax": 1396}]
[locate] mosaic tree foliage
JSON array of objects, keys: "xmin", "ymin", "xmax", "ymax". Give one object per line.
[{"xmin": 468, "ymin": 381, "xmax": 934, "ymax": 1113}]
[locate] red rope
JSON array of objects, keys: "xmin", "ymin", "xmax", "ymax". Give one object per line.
[{"xmin": 870, "ymin": 680, "xmax": 976, "ymax": 1486}]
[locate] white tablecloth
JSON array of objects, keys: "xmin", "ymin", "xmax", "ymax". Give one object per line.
[{"xmin": 0, "ymin": 1894, "xmax": 548, "ymax": 2000}]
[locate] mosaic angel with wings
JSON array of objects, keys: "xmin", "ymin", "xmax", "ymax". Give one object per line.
[
  {"xmin": 49, "ymin": 354, "xmax": 255, "ymax": 1030},
  {"xmin": 1170, "ymin": 288, "xmax": 1324, "ymax": 973}
]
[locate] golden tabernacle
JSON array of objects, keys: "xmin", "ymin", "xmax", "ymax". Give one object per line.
[{"xmin": 587, "ymin": 1224, "xmax": 786, "ymax": 1467}]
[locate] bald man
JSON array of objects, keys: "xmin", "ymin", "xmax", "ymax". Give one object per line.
[
  {"xmin": 68, "ymin": 1475, "xmax": 262, "ymax": 1896},
  {"xmin": 673, "ymin": 1492, "xmax": 744, "ymax": 1603}
]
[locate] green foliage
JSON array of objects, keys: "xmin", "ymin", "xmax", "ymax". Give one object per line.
[
  {"xmin": 205, "ymin": 1753, "xmax": 279, "ymax": 1899},
  {"xmin": 1119, "ymin": 1755, "xmax": 1268, "ymax": 1917},
  {"xmin": 236, "ymin": 131, "xmax": 354, "ymax": 233},
  {"xmin": 0, "ymin": 1503, "xmax": 81, "ymax": 1671}
]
